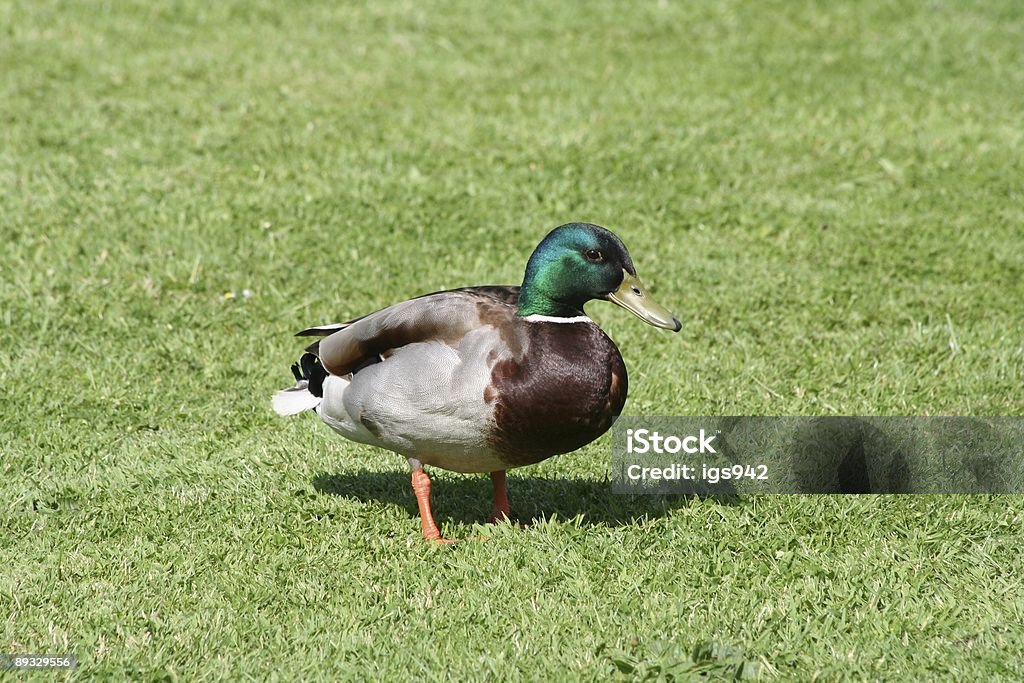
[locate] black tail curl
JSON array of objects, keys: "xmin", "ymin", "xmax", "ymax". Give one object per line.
[{"xmin": 290, "ymin": 352, "xmax": 327, "ymax": 398}]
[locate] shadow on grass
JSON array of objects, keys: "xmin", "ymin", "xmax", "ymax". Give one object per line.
[{"xmin": 311, "ymin": 471, "xmax": 742, "ymax": 528}]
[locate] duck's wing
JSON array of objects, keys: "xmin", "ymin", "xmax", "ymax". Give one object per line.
[
  {"xmin": 305, "ymin": 286, "xmax": 521, "ymax": 376},
  {"xmin": 295, "ymin": 286, "xmax": 520, "ymax": 338}
]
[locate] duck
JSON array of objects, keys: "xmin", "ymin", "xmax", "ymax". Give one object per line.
[{"xmin": 272, "ymin": 222, "xmax": 680, "ymax": 542}]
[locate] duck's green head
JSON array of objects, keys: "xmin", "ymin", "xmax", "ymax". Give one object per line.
[{"xmin": 517, "ymin": 222, "xmax": 681, "ymax": 331}]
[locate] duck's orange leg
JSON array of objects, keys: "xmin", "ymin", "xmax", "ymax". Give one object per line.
[
  {"xmin": 411, "ymin": 469, "xmax": 456, "ymax": 544},
  {"xmin": 486, "ymin": 470, "xmax": 512, "ymax": 524}
]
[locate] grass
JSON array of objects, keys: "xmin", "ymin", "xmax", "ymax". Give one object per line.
[{"xmin": 2, "ymin": 0, "xmax": 1023, "ymax": 679}]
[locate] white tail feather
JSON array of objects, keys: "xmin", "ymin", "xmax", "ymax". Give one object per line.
[{"xmin": 272, "ymin": 381, "xmax": 322, "ymax": 416}]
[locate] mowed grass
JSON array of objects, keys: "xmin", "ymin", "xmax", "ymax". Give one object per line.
[{"xmin": 2, "ymin": 0, "xmax": 1023, "ymax": 679}]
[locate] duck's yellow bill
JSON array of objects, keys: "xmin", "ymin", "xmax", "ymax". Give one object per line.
[{"xmin": 607, "ymin": 271, "xmax": 681, "ymax": 332}]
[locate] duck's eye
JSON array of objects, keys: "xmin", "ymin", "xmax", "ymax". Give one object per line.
[{"xmin": 584, "ymin": 249, "xmax": 604, "ymax": 263}]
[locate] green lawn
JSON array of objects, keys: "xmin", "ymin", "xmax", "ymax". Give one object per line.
[{"xmin": 3, "ymin": 0, "xmax": 1023, "ymax": 679}]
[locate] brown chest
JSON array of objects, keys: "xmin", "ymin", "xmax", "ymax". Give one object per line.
[{"xmin": 486, "ymin": 322, "xmax": 628, "ymax": 467}]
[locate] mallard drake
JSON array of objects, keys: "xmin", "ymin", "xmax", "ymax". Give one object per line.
[{"xmin": 273, "ymin": 223, "xmax": 679, "ymax": 542}]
